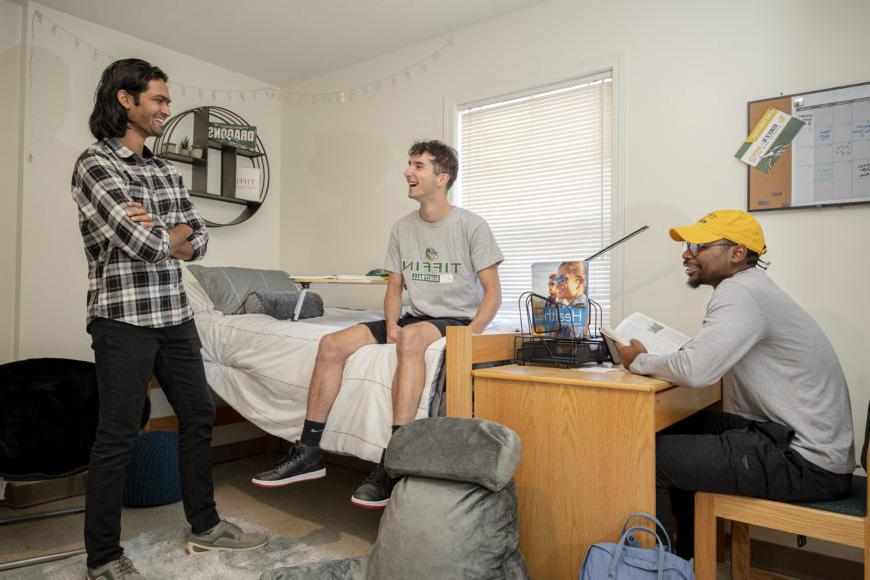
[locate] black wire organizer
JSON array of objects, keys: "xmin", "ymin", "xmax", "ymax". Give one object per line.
[
  {"xmin": 514, "ymin": 292, "xmax": 612, "ymax": 368},
  {"xmin": 512, "ymin": 225, "xmax": 651, "ymax": 369}
]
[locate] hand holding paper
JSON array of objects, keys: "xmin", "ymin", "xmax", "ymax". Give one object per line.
[{"xmin": 600, "ymin": 312, "xmax": 690, "ymax": 366}]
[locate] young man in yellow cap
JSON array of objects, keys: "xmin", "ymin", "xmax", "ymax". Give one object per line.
[{"xmin": 614, "ymin": 210, "xmax": 855, "ymax": 558}]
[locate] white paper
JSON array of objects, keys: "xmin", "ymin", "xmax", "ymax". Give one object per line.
[
  {"xmin": 336, "ymin": 275, "xmax": 385, "ymax": 281},
  {"xmin": 611, "ymin": 312, "xmax": 691, "ymax": 356},
  {"xmin": 235, "ymin": 167, "xmax": 261, "ymax": 202},
  {"xmin": 791, "ymin": 84, "xmax": 870, "ymax": 207}
]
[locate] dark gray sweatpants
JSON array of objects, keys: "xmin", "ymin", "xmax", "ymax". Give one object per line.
[{"xmin": 656, "ymin": 410, "xmax": 852, "ymax": 558}]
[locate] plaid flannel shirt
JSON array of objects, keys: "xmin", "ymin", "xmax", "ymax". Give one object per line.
[{"xmin": 72, "ymin": 138, "xmax": 208, "ymax": 328}]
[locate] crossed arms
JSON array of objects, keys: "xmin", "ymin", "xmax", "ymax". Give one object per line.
[{"xmin": 72, "ymin": 151, "xmax": 207, "ymax": 262}]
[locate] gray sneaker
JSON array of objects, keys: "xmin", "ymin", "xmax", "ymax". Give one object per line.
[
  {"xmin": 86, "ymin": 555, "xmax": 146, "ymax": 579},
  {"xmin": 186, "ymin": 520, "xmax": 268, "ymax": 554}
]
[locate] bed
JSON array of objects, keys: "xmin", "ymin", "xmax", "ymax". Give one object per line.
[{"xmin": 171, "ymin": 267, "xmax": 516, "ymax": 464}]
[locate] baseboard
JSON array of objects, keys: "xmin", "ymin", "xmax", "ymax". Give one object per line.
[
  {"xmin": 322, "ymin": 451, "xmax": 377, "ymax": 473},
  {"xmin": 0, "ymin": 438, "xmax": 374, "ymax": 510},
  {"xmin": 0, "ymin": 436, "xmax": 277, "ymax": 509},
  {"xmin": 256, "ymin": 439, "xmax": 376, "ymax": 474},
  {"xmin": 0, "ymin": 471, "xmax": 88, "ymax": 508},
  {"xmin": 211, "ymin": 436, "xmax": 282, "ymax": 464},
  {"xmin": 147, "ymin": 405, "xmax": 245, "ymax": 432},
  {"xmin": 726, "ymin": 533, "xmax": 863, "ymax": 580}
]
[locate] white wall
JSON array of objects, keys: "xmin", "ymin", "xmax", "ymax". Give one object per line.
[
  {"xmin": 0, "ymin": 0, "xmax": 23, "ymax": 364},
  {"xmin": 280, "ymin": 0, "xmax": 869, "ymax": 560},
  {"xmin": 17, "ymin": 2, "xmax": 282, "ymax": 364}
]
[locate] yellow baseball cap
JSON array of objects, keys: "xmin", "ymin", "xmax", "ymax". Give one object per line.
[{"xmin": 669, "ymin": 210, "xmax": 767, "ymax": 255}]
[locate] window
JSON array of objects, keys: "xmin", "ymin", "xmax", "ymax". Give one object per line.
[{"xmin": 455, "ymin": 72, "xmax": 614, "ymax": 330}]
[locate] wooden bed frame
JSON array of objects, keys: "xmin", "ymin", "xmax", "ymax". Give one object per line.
[
  {"xmin": 444, "ymin": 326, "xmax": 517, "ymax": 417},
  {"xmin": 146, "ymin": 326, "xmax": 518, "ymax": 452}
]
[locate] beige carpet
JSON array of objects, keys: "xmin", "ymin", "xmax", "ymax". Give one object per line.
[
  {"xmin": 2, "ymin": 516, "xmax": 343, "ymax": 579},
  {"xmin": 0, "ymin": 456, "xmax": 382, "ymax": 578}
]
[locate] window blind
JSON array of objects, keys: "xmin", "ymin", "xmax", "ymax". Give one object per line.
[{"xmin": 456, "ymin": 74, "xmax": 614, "ymax": 329}]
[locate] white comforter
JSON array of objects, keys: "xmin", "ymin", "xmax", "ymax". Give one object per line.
[{"xmin": 194, "ymin": 308, "xmax": 447, "ymax": 463}]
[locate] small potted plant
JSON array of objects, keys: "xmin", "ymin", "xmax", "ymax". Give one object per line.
[
  {"xmin": 163, "ymin": 141, "xmax": 177, "ymax": 154},
  {"xmin": 190, "ymin": 143, "xmax": 204, "ymax": 159},
  {"xmin": 179, "ymin": 136, "xmax": 191, "ymax": 156}
]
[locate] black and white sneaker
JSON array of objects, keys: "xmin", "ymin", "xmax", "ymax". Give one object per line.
[
  {"xmin": 251, "ymin": 441, "xmax": 326, "ymax": 488},
  {"xmin": 351, "ymin": 463, "xmax": 396, "ymax": 509}
]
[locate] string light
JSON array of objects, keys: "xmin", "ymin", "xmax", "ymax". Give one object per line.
[{"xmin": 32, "ymin": 9, "xmax": 455, "ymax": 105}]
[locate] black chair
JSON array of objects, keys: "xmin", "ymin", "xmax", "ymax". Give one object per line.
[{"xmin": 0, "ymin": 358, "xmax": 149, "ymax": 572}]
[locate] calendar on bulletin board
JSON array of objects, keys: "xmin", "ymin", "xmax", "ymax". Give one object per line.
[{"xmin": 747, "ymin": 81, "xmax": 870, "ymax": 212}]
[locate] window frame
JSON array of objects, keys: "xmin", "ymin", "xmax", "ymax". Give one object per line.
[{"xmin": 442, "ymin": 54, "xmax": 626, "ymax": 326}]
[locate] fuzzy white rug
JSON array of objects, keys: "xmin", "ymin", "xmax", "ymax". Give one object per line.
[{"xmin": 5, "ymin": 517, "xmax": 343, "ymax": 580}]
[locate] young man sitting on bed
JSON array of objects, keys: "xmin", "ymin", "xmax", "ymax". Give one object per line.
[{"xmin": 252, "ymin": 140, "xmax": 503, "ymax": 508}]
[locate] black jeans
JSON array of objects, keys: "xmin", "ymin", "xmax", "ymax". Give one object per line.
[
  {"xmin": 656, "ymin": 410, "xmax": 852, "ymax": 558},
  {"xmin": 85, "ymin": 318, "xmax": 220, "ymax": 568}
]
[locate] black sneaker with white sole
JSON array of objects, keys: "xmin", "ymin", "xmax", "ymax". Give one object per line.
[
  {"xmin": 251, "ymin": 441, "xmax": 325, "ymax": 488},
  {"xmin": 351, "ymin": 462, "xmax": 396, "ymax": 509}
]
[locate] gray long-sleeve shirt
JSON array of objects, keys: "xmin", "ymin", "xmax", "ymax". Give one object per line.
[{"xmin": 631, "ymin": 267, "xmax": 855, "ymax": 474}]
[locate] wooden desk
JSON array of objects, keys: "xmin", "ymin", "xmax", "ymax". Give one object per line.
[
  {"xmin": 287, "ymin": 276, "xmax": 387, "ymax": 320},
  {"xmin": 470, "ymin": 364, "xmax": 721, "ymax": 580},
  {"xmin": 289, "ymin": 276, "xmax": 388, "ymax": 289}
]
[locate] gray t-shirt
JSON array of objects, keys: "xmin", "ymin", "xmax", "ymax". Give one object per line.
[
  {"xmin": 385, "ymin": 207, "xmax": 503, "ymax": 319},
  {"xmin": 631, "ymin": 267, "xmax": 855, "ymax": 474}
]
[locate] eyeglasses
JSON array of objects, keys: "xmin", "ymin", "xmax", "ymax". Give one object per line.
[{"xmin": 683, "ymin": 241, "xmax": 734, "ymax": 257}]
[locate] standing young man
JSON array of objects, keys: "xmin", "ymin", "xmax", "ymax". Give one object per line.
[
  {"xmin": 614, "ymin": 210, "xmax": 854, "ymax": 557},
  {"xmin": 253, "ymin": 140, "xmax": 503, "ymax": 508},
  {"xmin": 73, "ymin": 59, "xmax": 266, "ymax": 580}
]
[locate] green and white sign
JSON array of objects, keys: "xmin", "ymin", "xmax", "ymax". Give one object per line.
[
  {"xmin": 208, "ymin": 122, "xmax": 257, "ymax": 150},
  {"xmin": 736, "ymin": 107, "xmax": 804, "ymax": 173}
]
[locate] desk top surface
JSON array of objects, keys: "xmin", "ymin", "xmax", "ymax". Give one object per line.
[
  {"xmin": 471, "ymin": 363, "xmax": 674, "ymax": 393},
  {"xmin": 290, "ymin": 276, "xmax": 387, "ymax": 285}
]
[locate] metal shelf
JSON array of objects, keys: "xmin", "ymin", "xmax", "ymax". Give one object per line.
[
  {"xmin": 159, "ymin": 151, "xmax": 206, "ymax": 165},
  {"xmin": 189, "ymin": 191, "xmax": 260, "ymax": 207},
  {"xmin": 207, "ymin": 140, "xmax": 264, "ymax": 158},
  {"xmin": 152, "ymin": 106, "xmax": 270, "ymax": 227}
]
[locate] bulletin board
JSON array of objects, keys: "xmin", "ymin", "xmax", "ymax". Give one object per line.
[{"xmin": 747, "ymin": 81, "xmax": 870, "ymax": 212}]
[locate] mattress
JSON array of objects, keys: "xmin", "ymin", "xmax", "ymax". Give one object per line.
[{"xmin": 194, "ymin": 308, "xmax": 447, "ymax": 463}]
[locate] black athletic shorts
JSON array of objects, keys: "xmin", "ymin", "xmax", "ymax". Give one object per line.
[{"xmin": 361, "ymin": 314, "xmax": 472, "ymax": 344}]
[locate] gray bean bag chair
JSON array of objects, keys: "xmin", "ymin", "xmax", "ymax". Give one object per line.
[{"xmin": 261, "ymin": 417, "xmax": 528, "ymax": 580}]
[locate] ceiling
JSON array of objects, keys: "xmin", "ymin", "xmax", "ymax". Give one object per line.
[{"xmin": 36, "ymin": 0, "xmax": 552, "ymax": 87}]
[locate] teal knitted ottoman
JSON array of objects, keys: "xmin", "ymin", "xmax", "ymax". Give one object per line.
[{"xmin": 122, "ymin": 431, "xmax": 182, "ymax": 507}]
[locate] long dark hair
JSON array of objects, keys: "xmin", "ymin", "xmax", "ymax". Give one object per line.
[{"xmin": 88, "ymin": 58, "xmax": 168, "ymax": 140}]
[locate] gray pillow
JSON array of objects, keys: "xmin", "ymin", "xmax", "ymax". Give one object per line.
[
  {"xmin": 368, "ymin": 478, "xmax": 527, "ymax": 579},
  {"xmin": 385, "ymin": 417, "xmax": 521, "ymax": 492},
  {"xmin": 186, "ymin": 265, "xmax": 295, "ymax": 315},
  {"xmin": 243, "ymin": 290, "xmax": 324, "ymax": 320}
]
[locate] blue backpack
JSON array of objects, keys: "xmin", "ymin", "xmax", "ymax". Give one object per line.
[{"xmin": 579, "ymin": 513, "xmax": 694, "ymax": 580}]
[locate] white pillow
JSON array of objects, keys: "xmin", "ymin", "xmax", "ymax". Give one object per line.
[{"xmin": 182, "ymin": 267, "xmax": 217, "ymax": 314}]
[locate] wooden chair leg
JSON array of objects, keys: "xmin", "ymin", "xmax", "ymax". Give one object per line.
[
  {"xmin": 731, "ymin": 521, "xmax": 751, "ymax": 580},
  {"xmin": 694, "ymin": 492, "xmax": 718, "ymax": 580}
]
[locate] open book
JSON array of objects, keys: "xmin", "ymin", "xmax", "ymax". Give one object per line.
[{"xmin": 600, "ymin": 312, "xmax": 691, "ymax": 365}]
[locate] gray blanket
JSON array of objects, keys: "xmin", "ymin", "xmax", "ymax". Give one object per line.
[{"xmin": 243, "ymin": 289, "xmax": 324, "ymax": 320}]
